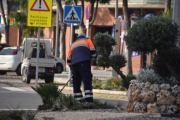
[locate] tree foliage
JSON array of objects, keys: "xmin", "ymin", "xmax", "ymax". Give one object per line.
[
  {"xmin": 93, "ymin": 32, "xmax": 128, "ymax": 87},
  {"xmin": 124, "ymin": 16, "xmax": 180, "ymax": 81},
  {"xmin": 124, "ymin": 16, "xmax": 178, "ymax": 54},
  {"xmin": 10, "ymin": 0, "xmax": 44, "ymax": 38},
  {"xmin": 152, "ymin": 48, "xmax": 180, "ymax": 78}
]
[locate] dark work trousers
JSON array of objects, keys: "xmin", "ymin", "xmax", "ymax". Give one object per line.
[{"xmin": 72, "ymin": 60, "xmax": 93, "ymax": 102}]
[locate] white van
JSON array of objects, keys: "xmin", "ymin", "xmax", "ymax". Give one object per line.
[{"xmin": 0, "ymin": 46, "xmax": 22, "ymax": 75}]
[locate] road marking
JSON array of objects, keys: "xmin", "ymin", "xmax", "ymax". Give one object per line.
[{"xmin": 2, "ymin": 87, "xmax": 27, "ymax": 92}]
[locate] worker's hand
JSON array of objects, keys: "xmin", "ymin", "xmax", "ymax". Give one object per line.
[
  {"xmin": 69, "ymin": 65, "xmax": 73, "ymax": 70},
  {"xmin": 90, "ymin": 58, "xmax": 95, "ymax": 65}
]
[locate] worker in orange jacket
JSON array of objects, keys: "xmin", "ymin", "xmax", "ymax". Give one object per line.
[{"xmin": 67, "ymin": 33, "xmax": 96, "ymax": 102}]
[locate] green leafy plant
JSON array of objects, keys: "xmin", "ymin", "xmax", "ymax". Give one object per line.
[
  {"xmin": 0, "ymin": 110, "xmax": 36, "ymax": 120},
  {"xmin": 80, "ymin": 100, "xmax": 114, "ymax": 109},
  {"xmin": 52, "ymin": 94, "xmax": 115, "ymax": 111},
  {"xmin": 103, "ymin": 78, "xmax": 127, "ymax": 91},
  {"xmin": 137, "ymin": 68, "xmax": 179, "ymax": 85},
  {"xmin": 137, "ymin": 69, "xmax": 161, "ymax": 84},
  {"xmin": 160, "ymin": 8, "xmax": 173, "ymax": 19},
  {"xmin": 32, "ymin": 84, "xmax": 60, "ymax": 110},
  {"xmin": 0, "ymin": 110, "xmax": 24, "ymax": 120},
  {"xmin": 92, "ymin": 78, "xmax": 103, "ymax": 89},
  {"xmin": 124, "ymin": 16, "xmax": 180, "ymax": 81},
  {"xmin": 93, "ymin": 32, "xmax": 127, "ymax": 82},
  {"xmin": 32, "ymin": 84, "xmax": 118, "ymax": 111}
]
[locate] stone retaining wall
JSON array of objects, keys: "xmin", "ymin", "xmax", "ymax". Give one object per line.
[{"xmin": 126, "ymin": 80, "xmax": 180, "ymax": 114}]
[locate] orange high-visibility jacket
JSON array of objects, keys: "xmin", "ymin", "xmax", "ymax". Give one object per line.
[{"xmin": 67, "ymin": 36, "xmax": 96, "ymax": 65}]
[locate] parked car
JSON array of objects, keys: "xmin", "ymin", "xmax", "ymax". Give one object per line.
[
  {"xmin": 50, "ymin": 55, "xmax": 65, "ymax": 74},
  {"xmin": 0, "ymin": 44, "xmax": 10, "ymax": 51},
  {"xmin": 0, "ymin": 46, "xmax": 22, "ymax": 75}
]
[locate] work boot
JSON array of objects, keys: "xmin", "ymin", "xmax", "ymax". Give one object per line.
[{"xmin": 85, "ymin": 97, "xmax": 93, "ymax": 103}]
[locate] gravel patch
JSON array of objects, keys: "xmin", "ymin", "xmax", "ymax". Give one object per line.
[
  {"xmin": 34, "ymin": 109, "xmax": 145, "ymax": 120},
  {"xmin": 34, "ymin": 109, "xmax": 180, "ymax": 120}
]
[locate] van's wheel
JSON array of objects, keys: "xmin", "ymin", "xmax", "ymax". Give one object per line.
[
  {"xmin": 0, "ymin": 71, "xmax": 6, "ymax": 75},
  {"xmin": 45, "ymin": 75, "xmax": 54, "ymax": 84},
  {"xmin": 22, "ymin": 68, "xmax": 31, "ymax": 84},
  {"xmin": 16, "ymin": 65, "xmax": 21, "ymax": 76},
  {"xmin": 56, "ymin": 64, "xmax": 63, "ymax": 73}
]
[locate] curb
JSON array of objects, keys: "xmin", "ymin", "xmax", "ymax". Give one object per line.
[{"xmin": 58, "ymin": 86, "xmax": 127, "ymax": 95}]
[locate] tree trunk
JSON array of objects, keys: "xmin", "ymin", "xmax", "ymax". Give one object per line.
[
  {"xmin": 165, "ymin": 0, "xmax": 171, "ymax": 13},
  {"xmin": 122, "ymin": 0, "xmax": 133, "ymax": 75},
  {"xmin": 59, "ymin": 23, "xmax": 67, "ymax": 62},
  {"xmin": 80, "ymin": 0, "xmax": 86, "ymax": 34},
  {"xmin": 89, "ymin": 0, "xmax": 98, "ymax": 26},
  {"xmin": 56, "ymin": 0, "xmax": 67, "ymax": 62},
  {"xmin": 0, "ymin": 0, "xmax": 9, "ymax": 44}
]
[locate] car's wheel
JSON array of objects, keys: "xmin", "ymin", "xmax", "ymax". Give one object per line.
[
  {"xmin": 56, "ymin": 64, "xmax": 63, "ymax": 73},
  {"xmin": 22, "ymin": 68, "xmax": 31, "ymax": 84},
  {"xmin": 45, "ymin": 75, "xmax": 54, "ymax": 84},
  {"xmin": 16, "ymin": 64, "xmax": 21, "ymax": 76},
  {"xmin": 0, "ymin": 71, "xmax": 6, "ymax": 75}
]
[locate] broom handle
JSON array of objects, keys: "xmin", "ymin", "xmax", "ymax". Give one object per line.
[{"xmin": 60, "ymin": 74, "xmax": 73, "ymax": 92}]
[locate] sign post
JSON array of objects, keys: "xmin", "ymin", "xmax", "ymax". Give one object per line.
[
  {"xmin": 27, "ymin": 0, "xmax": 52, "ymax": 87},
  {"xmin": 86, "ymin": 20, "xmax": 89, "ymax": 37},
  {"xmin": 63, "ymin": 6, "xmax": 82, "ymax": 86}
]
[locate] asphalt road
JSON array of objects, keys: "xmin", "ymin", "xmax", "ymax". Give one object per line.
[{"xmin": 0, "ymin": 82, "xmax": 42, "ymax": 110}]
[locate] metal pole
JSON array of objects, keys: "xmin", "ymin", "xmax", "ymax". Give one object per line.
[
  {"xmin": 173, "ymin": 0, "xmax": 180, "ymax": 46},
  {"xmin": 68, "ymin": 23, "xmax": 73, "ymax": 86},
  {"xmin": 115, "ymin": 0, "xmax": 118, "ymax": 18},
  {"xmin": 112, "ymin": 0, "xmax": 119, "ymax": 78},
  {"xmin": 35, "ymin": 27, "xmax": 41, "ymax": 87},
  {"xmin": 55, "ymin": 9, "xmax": 59, "ymax": 57},
  {"xmin": 86, "ymin": 20, "xmax": 89, "ymax": 37}
]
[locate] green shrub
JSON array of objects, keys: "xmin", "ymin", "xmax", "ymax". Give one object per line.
[
  {"xmin": 137, "ymin": 68, "xmax": 179, "ymax": 85},
  {"xmin": 124, "ymin": 15, "xmax": 180, "ymax": 81},
  {"xmin": 0, "ymin": 110, "xmax": 23, "ymax": 120},
  {"xmin": 52, "ymin": 94, "xmax": 115, "ymax": 111},
  {"xmin": 137, "ymin": 69, "xmax": 161, "ymax": 84},
  {"xmin": 93, "ymin": 32, "xmax": 127, "ymax": 82},
  {"xmin": 81, "ymin": 100, "xmax": 114, "ymax": 109},
  {"xmin": 32, "ymin": 84, "xmax": 60, "ymax": 110},
  {"xmin": 103, "ymin": 78, "xmax": 127, "ymax": 91},
  {"xmin": 152, "ymin": 48, "xmax": 180, "ymax": 78},
  {"xmin": 0, "ymin": 110, "xmax": 36, "ymax": 120},
  {"xmin": 124, "ymin": 16, "xmax": 178, "ymax": 53},
  {"xmin": 92, "ymin": 78, "xmax": 103, "ymax": 89}
]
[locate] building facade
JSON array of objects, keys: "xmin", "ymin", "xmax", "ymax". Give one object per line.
[{"xmin": 0, "ymin": 0, "xmax": 173, "ymax": 72}]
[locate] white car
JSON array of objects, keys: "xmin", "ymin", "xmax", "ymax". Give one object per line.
[
  {"xmin": 0, "ymin": 46, "xmax": 22, "ymax": 75},
  {"xmin": 50, "ymin": 55, "xmax": 65, "ymax": 74}
]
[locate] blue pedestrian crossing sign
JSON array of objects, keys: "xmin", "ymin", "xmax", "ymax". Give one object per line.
[{"xmin": 64, "ymin": 6, "xmax": 82, "ymax": 24}]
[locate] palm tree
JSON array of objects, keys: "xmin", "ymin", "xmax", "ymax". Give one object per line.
[{"xmin": 165, "ymin": 0, "xmax": 171, "ymax": 13}]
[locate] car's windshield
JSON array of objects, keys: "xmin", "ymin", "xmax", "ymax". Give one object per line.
[{"xmin": 0, "ymin": 49, "xmax": 15, "ymax": 55}]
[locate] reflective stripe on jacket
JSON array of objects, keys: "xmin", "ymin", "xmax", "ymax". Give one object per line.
[{"xmin": 67, "ymin": 36, "xmax": 96, "ymax": 65}]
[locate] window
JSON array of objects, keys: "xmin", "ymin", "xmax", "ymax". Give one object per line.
[
  {"xmin": 95, "ymin": 26, "xmax": 113, "ymax": 35},
  {"xmin": 0, "ymin": 49, "xmax": 15, "ymax": 55}
]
